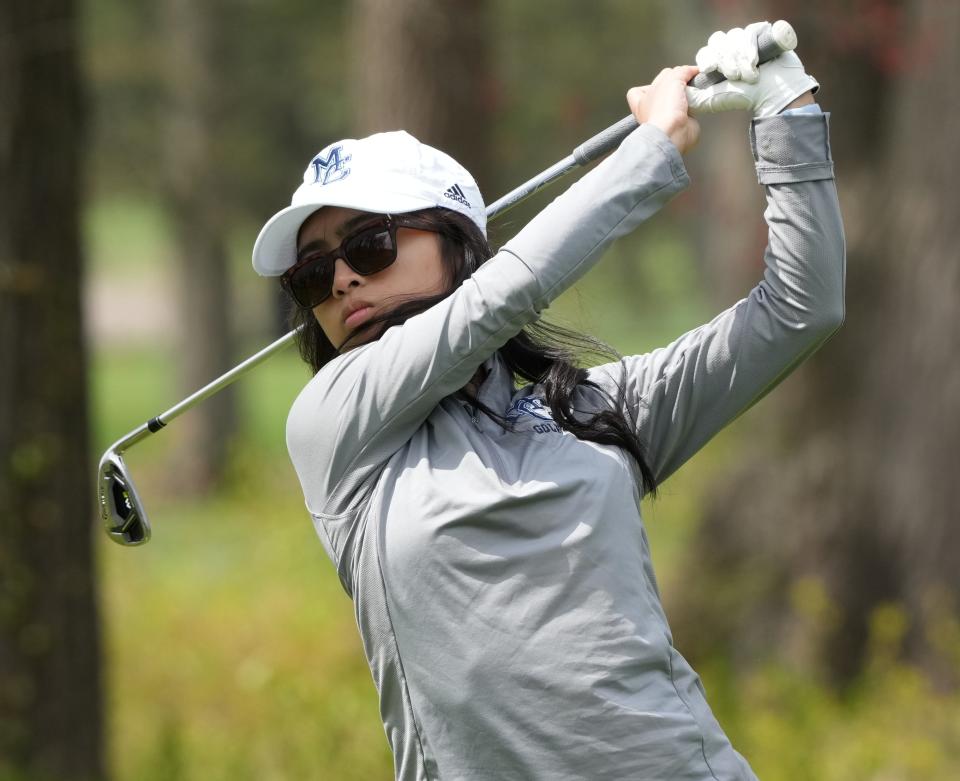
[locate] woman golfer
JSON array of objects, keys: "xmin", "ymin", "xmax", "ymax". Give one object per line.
[{"xmin": 252, "ymin": 24, "xmax": 843, "ymax": 781}]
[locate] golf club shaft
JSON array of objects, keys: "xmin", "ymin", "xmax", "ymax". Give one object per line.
[{"xmin": 106, "ymin": 327, "xmax": 302, "ymax": 455}]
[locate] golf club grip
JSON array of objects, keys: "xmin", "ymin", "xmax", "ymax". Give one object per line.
[
  {"xmin": 572, "ymin": 115, "xmax": 641, "ymax": 166},
  {"xmin": 690, "ymin": 20, "xmax": 796, "ymax": 89},
  {"xmin": 572, "ymin": 20, "xmax": 797, "ymax": 165}
]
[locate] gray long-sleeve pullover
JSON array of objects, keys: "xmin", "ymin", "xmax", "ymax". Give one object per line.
[{"xmin": 286, "ymin": 113, "xmax": 845, "ymax": 780}]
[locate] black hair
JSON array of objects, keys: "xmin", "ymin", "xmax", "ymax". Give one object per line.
[{"xmin": 287, "ymin": 207, "xmax": 658, "ymax": 497}]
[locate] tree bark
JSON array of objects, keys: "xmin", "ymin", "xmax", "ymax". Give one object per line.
[
  {"xmin": 162, "ymin": 0, "xmax": 236, "ymax": 491},
  {"xmin": 0, "ymin": 1, "xmax": 106, "ymax": 778},
  {"xmin": 349, "ymin": 0, "xmax": 492, "ymax": 193},
  {"xmin": 670, "ymin": 0, "xmax": 960, "ymax": 686},
  {"xmin": 685, "ymin": 0, "xmax": 768, "ymax": 307}
]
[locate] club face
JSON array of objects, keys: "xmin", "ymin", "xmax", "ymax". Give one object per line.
[{"xmin": 97, "ymin": 451, "xmax": 151, "ymax": 545}]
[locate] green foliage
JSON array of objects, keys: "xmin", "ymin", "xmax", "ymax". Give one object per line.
[
  {"xmin": 703, "ymin": 603, "xmax": 960, "ymax": 781},
  {"xmin": 491, "ymin": 0, "xmax": 667, "ymax": 197},
  {"xmin": 83, "ymin": 0, "xmax": 351, "ymax": 221},
  {"xmin": 550, "ymin": 224, "xmax": 707, "ymax": 357},
  {"xmin": 99, "ymin": 455, "xmax": 392, "ymax": 780}
]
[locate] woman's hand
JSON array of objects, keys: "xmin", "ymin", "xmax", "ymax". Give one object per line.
[
  {"xmin": 627, "ymin": 65, "xmax": 701, "ymax": 155},
  {"xmin": 685, "ymin": 23, "xmax": 819, "ymax": 117}
]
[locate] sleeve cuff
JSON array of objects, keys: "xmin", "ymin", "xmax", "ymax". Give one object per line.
[
  {"xmin": 633, "ymin": 123, "xmax": 689, "ymax": 185},
  {"xmin": 780, "ymin": 103, "xmax": 824, "ymax": 117},
  {"xmin": 749, "ymin": 112, "xmax": 835, "ymax": 185}
]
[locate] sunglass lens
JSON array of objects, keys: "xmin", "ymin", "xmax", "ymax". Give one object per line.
[
  {"xmin": 344, "ymin": 229, "xmax": 397, "ymax": 274},
  {"xmin": 291, "ymin": 258, "xmax": 336, "ymax": 308}
]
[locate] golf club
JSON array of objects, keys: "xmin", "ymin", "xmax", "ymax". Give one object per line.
[{"xmin": 97, "ymin": 20, "xmax": 797, "ymax": 546}]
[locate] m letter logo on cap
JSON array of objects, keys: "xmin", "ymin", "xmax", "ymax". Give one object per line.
[{"xmin": 312, "ymin": 145, "xmax": 352, "ymax": 185}]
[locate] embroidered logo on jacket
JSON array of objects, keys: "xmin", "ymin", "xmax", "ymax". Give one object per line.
[{"xmin": 506, "ymin": 396, "xmax": 562, "ymax": 434}]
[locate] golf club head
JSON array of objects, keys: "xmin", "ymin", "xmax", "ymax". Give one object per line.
[{"xmin": 97, "ymin": 450, "xmax": 151, "ymax": 545}]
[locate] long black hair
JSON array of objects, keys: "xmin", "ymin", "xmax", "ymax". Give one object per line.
[{"xmin": 287, "ymin": 207, "xmax": 659, "ymax": 497}]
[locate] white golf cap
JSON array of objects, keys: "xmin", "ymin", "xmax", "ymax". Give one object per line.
[{"xmin": 252, "ymin": 130, "xmax": 486, "ymax": 277}]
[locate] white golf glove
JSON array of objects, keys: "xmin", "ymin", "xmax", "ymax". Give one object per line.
[{"xmin": 685, "ymin": 21, "xmax": 819, "ymax": 118}]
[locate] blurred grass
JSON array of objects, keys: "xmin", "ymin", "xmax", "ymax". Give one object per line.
[
  {"xmin": 90, "ymin": 197, "xmax": 960, "ymax": 780},
  {"xmin": 712, "ymin": 606, "xmax": 960, "ymax": 781},
  {"xmin": 99, "ymin": 464, "xmax": 393, "ymax": 781}
]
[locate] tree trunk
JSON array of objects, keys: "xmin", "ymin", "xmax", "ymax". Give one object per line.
[
  {"xmin": 350, "ymin": 0, "xmax": 492, "ymax": 193},
  {"xmin": 0, "ymin": 1, "xmax": 106, "ymax": 778},
  {"xmin": 670, "ymin": 0, "xmax": 960, "ymax": 686},
  {"xmin": 685, "ymin": 0, "xmax": 768, "ymax": 307},
  {"xmin": 162, "ymin": 0, "xmax": 236, "ymax": 491}
]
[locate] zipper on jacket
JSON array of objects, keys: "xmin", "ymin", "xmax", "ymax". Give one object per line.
[{"xmin": 462, "ymin": 402, "xmax": 482, "ymax": 431}]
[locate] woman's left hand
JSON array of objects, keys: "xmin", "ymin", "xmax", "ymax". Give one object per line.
[
  {"xmin": 686, "ymin": 23, "xmax": 819, "ymax": 118},
  {"xmin": 627, "ymin": 65, "xmax": 701, "ymax": 155}
]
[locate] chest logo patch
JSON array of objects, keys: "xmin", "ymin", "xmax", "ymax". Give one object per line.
[{"xmin": 505, "ymin": 396, "xmax": 562, "ymax": 434}]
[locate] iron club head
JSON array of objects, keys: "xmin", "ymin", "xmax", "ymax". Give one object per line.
[{"xmin": 97, "ymin": 450, "xmax": 152, "ymax": 546}]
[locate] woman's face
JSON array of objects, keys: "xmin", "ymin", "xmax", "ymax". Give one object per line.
[{"xmin": 297, "ymin": 206, "xmax": 447, "ymax": 350}]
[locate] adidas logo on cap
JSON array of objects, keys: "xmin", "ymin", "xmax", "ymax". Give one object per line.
[{"xmin": 443, "ymin": 183, "xmax": 471, "ymax": 208}]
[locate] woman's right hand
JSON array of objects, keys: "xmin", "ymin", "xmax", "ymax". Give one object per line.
[{"xmin": 627, "ymin": 65, "xmax": 701, "ymax": 155}]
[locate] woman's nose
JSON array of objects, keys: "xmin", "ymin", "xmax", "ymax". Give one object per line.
[{"xmin": 331, "ymin": 257, "xmax": 363, "ymax": 298}]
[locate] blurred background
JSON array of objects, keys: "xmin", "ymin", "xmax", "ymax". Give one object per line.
[{"xmin": 2, "ymin": 0, "xmax": 959, "ymax": 779}]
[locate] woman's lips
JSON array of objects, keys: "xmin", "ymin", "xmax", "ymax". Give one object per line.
[{"xmin": 344, "ymin": 305, "xmax": 374, "ymax": 329}]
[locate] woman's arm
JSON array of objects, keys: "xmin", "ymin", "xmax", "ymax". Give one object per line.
[
  {"xmin": 288, "ymin": 122, "xmax": 691, "ymax": 514},
  {"xmin": 589, "ymin": 108, "xmax": 845, "ymax": 487}
]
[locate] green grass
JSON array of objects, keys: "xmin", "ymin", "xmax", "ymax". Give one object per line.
[
  {"xmin": 712, "ymin": 613, "xmax": 960, "ymax": 781},
  {"xmin": 100, "ymin": 474, "xmax": 394, "ymax": 781}
]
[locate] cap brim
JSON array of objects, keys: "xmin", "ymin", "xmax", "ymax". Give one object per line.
[{"xmin": 252, "ymin": 186, "xmax": 439, "ymax": 277}]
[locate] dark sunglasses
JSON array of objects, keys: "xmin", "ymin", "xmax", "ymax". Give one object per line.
[{"xmin": 281, "ymin": 214, "xmax": 441, "ymax": 308}]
